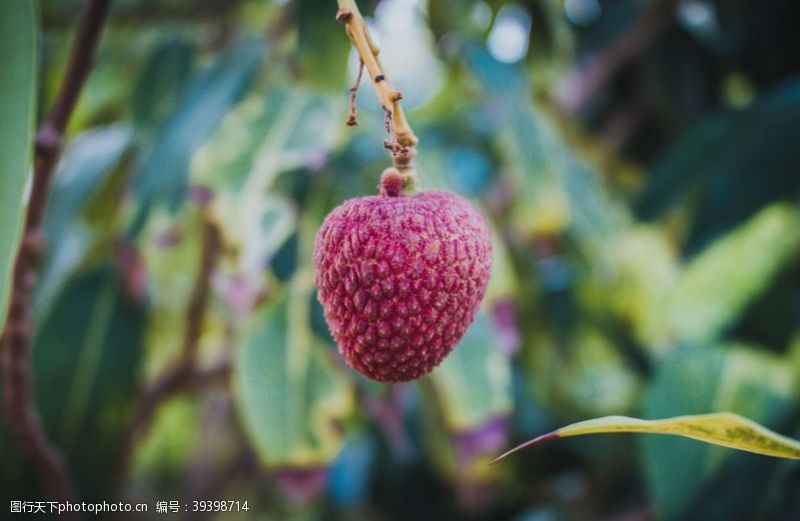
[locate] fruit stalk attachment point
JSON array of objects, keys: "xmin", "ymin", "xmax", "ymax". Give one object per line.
[{"xmin": 335, "ymin": 0, "xmax": 419, "ymax": 179}]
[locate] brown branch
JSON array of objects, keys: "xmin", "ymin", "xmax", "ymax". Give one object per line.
[
  {"xmin": 116, "ymin": 359, "xmax": 231, "ymax": 467},
  {"xmin": 553, "ymin": 0, "xmax": 678, "ymax": 113},
  {"xmin": 1, "ymin": 0, "xmax": 113, "ymax": 508},
  {"xmin": 182, "ymin": 218, "xmax": 222, "ymax": 361},
  {"xmin": 335, "ymin": 0, "xmax": 419, "ymax": 174},
  {"xmin": 114, "ymin": 215, "xmax": 224, "ymax": 490},
  {"xmin": 128, "ymin": 359, "xmax": 231, "ymax": 436}
]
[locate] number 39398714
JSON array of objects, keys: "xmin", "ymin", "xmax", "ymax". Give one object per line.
[{"xmin": 192, "ymin": 500, "xmax": 249, "ymax": 512}]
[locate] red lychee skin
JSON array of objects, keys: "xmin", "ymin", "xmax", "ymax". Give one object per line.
[{"xmin": 313, "ymin": 187, "xmax": 492, "ymax": 382}]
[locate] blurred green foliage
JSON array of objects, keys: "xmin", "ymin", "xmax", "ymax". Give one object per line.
[
  {"xmin": 0, "ymin": 0, "xmax": 37, "ymax": 332},
  {"xmin": 2, "ymin": 0, "xmax": 800, "ymax": 519}
]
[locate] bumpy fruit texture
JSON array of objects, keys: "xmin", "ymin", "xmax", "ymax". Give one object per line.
[{"xmin": 313, "ymin": 181, "xmax": 492, "ymax": 382}]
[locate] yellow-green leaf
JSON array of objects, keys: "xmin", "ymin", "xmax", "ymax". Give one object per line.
[
  {"xmin": 667, "ymin": 204, "xmax": 800, "ymax": 344},
  {"xmin": 493, "ymin": 412, "xmax": 800, "ymax": 463}
]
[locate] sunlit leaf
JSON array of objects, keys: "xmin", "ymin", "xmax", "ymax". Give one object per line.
[
  {"xmin": 193, "ymin": 87, "xmax": 344, "ymax": 192},
  {"xmin": 597, "ymin": 226, "xmax": 679, "ymax": 351},
  {"xmin": 484, "ymin": 229, "xmax": 518, "ymax": 306},
  {"xmin": 667, "ymin": 204, "xmax": 800, "ymax": 344},
  {"xmin": 493, "ymin": 412, "xmax": 800, "ymax": 463},
  {"xmin": 131, "ymin": 397, "xmax": 201, "ymax": 479},
  {"xmin": 525, "ymin": 325, "xmax": 642, "ymax": 419},
  {"xmin": 0, "ymin": 0, "xmax": 37, "ymax": 332},
  {"xmin": 132, "ymin": 38, "xmax": 263, "ymax": 218},
  {"xmin": 193, "ymin": 86, "xmax": 341, "ymax": 276},
  {"xmin": 138, "ymin": 206, "xmax": 208, "ymax": 377}
]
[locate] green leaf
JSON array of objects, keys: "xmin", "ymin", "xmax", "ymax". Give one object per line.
[
  {"xmin": 44, "ymin": 124, "xmax": 132, "ymax": 241},
  {"xmin": 34, "ymin": 125, "xmax": 131, "ymax": 315},
  {"xmin": 234, "ymin": 184, "xmax": 353, "ymax": 467},
  {"xmin": 132, "ymin": 38, "xmax": 263, "ymax": 217},
  {"xmin": 635, "ymin": 112, "xmax": 738, "ymax": 220},
  {"xmin": 294, "ymin": 0, "xmax": 351, "ymax": 90},
  {"xmin": 34, "ymin": 227, "xmax": 90, "ymax": 318},
  {"xmin": 131, "ymin": 397, "xmax": 201, "ymax": 477},
  {"xmin": 525, "ymin": 325, "xmax": 643, "ymax": 419},
  {"xmin": 427, "ymin": 0, "xmax": 485, "ymax": 39},
  {"xmin": 498, "ymin": 103, "xmax": 570, "ymax": 236},
  {"xmin": 470, "ymin": 49, "xmax": 628, "ymax": 244},
  {"xmin": 193, "ymin": 86, "xmax": 344, "ymax": 193},
  {"xmin": 428, "ymin": 312, "xmax": 512, "ymax": 432},
  {"xmin": 0, "ymin": 0, "xmax": 37, "ymax": 332},
  {"xmin": 193, "ymin": 86, "xmax": 341, "ymax": 274},
  {"xmin": 234, "ymin": 278, "xmax": 354, "ymax": 467},
  {"xmin": 506, "ymin": 343, "xmax": 800, "ymax": 518},
  {"xmin": 667, "ymin": 204, "xmax": 800, "ymax": 344},
  {"xmin": 493, "ymin": 412, "xmax": 800, "ymax": 463},
  {"xmin": 506, "ymin": 105, "xmax": 628, "ymax": 242},
  {"xmin": 33, "ymin": 266, "xmax": 146, "ymax": 500},
  {"xmin": 636, "ymin": 80, "xmax": 800, "ymax": 245},
  {"xmin": 598, "ymin": 226, "xmax": 679, "ymax": 350},
  {"xmin": 131, "ymin": 36, "xmax": 196, "ymax": 131},
  {"xmin": 642, "ymin": 344, "xmax": 799, "ymax": 519}
]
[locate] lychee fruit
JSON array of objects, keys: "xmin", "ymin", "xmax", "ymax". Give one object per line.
[{"xmin": 313, "ymin": 169, "xmax": 493, "ymax": 382}]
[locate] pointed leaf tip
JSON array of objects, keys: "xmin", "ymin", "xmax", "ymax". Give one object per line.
[{"xmin": 491, "ymin": 430, "xmax": 560, "ymax": 464}]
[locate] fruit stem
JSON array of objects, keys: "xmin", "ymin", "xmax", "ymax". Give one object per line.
[
  {"xmin": 335, "ymin": 0, "xmax": 419, "ymax": 174},
  {"xmin": 379, "ymin": 167, "xmax": 417, "ymax": 197}
]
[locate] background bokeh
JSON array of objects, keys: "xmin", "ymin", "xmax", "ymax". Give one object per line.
[{"xmin": 2, "ymin": 0, "xmax": 800, "ymax": 519}]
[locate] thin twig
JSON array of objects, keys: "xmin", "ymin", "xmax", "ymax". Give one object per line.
[
  {"xmin": 346, "ymin": 59, "xmax": 364, "ymax": 126},
  {"xmin": 335, "ymin": 0, "xmax": 418, "ymax": 172},
  {"xmin": 383, "ymin": 105, "xmax": 395, "ymax": 137},
  {"xmin": 1, "ymin": 0, "xmax": 113, "ymax": 508},
  {"xmin": 114, "ymin": 215, "xmax": 224, "ymax": 490}
]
